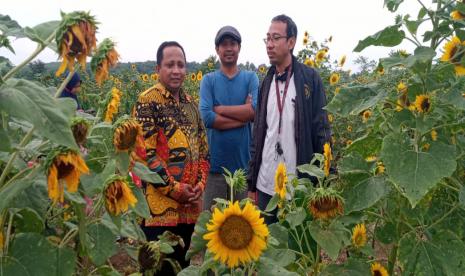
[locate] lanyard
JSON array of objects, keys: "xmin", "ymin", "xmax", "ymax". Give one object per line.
[{"xmin": 275, "ymin": 64, "xmax": 292, "ymax": 134}]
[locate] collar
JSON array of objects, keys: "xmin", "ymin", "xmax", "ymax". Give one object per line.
[{"xmin": 154, "ymin": 82, "xmax": 191, "ymax": 103}]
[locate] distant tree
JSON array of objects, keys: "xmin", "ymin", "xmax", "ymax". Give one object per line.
[{"xmin": 353, "ymin": 56, "xmax": 376, "ymax": 75}]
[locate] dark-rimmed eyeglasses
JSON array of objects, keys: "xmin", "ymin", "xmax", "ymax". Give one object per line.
[{"xmin": 263, "ymin": 35, "xmax": 288, "ymax": 44}]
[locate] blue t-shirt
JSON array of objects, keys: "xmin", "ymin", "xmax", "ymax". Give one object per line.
[{"xmin": 199, "ymin": 70, "xmax": 259, "ymax": 174}]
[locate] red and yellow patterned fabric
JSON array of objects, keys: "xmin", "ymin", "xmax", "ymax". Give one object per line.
[{"xmin": 135, "ymin": 83, "xmax": 209, "ymax": 226}]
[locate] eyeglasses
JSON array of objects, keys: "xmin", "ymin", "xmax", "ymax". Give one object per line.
[{"xmin": 263, "ymin": 35, "xmax": 288, "ymax": 44}]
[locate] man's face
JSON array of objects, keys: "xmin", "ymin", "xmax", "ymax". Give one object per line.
[
  {"xmin": 265, "ymin": 21, "xmax": 295, "ymax": 66},
  {"xmin": 157, "ymin": 46, "xmax": 186, "ymax": 91},
  {"xmin": 216, "ymin": 37, "xmax": 240, "ymax": 66}
]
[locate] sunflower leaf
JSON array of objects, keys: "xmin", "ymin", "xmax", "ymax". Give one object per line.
[
  {"xmin": 0, "ymin": 14, "xmax": 24, "ymax": 38},
  {"xmin": 320, "ymin": 258, "xmax": 371, "ymax": 276},
  {"xmin": 353, "ymin": 25, "xmax": 405, "ymax": 52},
  {"xmin": 384, "ymin": 0, "xmax": 404, "ymax": 12},
  {"xmin": 130, "ymin": 185, "xmax": 150, "ymax": 219},
  {"xmin": 308, "ymin": 220, "xmax": 350, "ymax": 260},
  {"xmin": 12, "ymin": 207, "xmax": 45, "ymax": 233},
  {"xmin": 343, "ymin": 176, "xmax": 390, "ymax": 213},
  {"xmin": 87, "ymin": 223, "xmax": 117, "ymax": 266},
  {"xmin": 381, "ymin": 132, "xmax": 456, "ymax": 207},
  {"xmin": 133, "ymin": 162, "xmax": 164, "ymax": 184},
  {"xmin": 24, "ymin": 20, "xmax": 60, "ymax": 46}
]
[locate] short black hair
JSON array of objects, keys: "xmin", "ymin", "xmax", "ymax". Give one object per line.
[
  {"xmin": 156, "ymin": 41, "xmax": 186, "ymax": 66},
  {"xmin": 272, "ymin": 14, "xmax": 298, "ymax": 53}
]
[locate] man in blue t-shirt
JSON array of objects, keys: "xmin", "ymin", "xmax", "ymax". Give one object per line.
[{"xmin": 199, "ymin": 26, "xmax": 259, "ymax": 210}]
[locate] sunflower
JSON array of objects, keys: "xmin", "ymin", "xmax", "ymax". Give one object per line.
[
  {"xmin": 346, "ymin": 139, "xmax": 353, "ymax": 146},
  {"xmin": 138, "ymin": 241, "xmax": 162, "ymax": 273},
  {"xmin": 131, "ymin": 64, "xmax": 136, "ymax": 70},
  {"xmin": 371, "ymin": 262, "xmax": 388, "ymax": 276},
  {"xmin": 274, "ymin": 162, "xmax": 288, "ymax": 200},
  {"xmin": 422, "ymin": 143, "xmax": 431, "ymax": 151},
  {"xmin": 315, "ymin": 50, "xmax": 326, "ymax": 63},
  {"xmin": 377, "ymin": 66, "xmax": 384, "ymax": 75},
  {"xmin": 55, "ymin": 11, "xmax": 97, "ymax": 76},
  {"xmin": 441, "ymin": 36, "xmax": 465, "ymax": 75},
  {"xmin": 397, "ymin": 82, "xmax": 407, "ymax": 93},
  {"xmin": 304, "ymin": 31, "xmax": 309, "ymax": 38},
  {"xmin": 328, "ymin": 114, "xmax": 334, "ymax": 123},
  {"xmin": 151, "ymin": 73, "xmax": 159, "ymax": 81},
  {"xmin": 104, "ymin": 87, "xmax": 122, "ymax": 123},
  {"xmin": 365, "ymin": 156, "xmax": 377, "ymax": 162},
  {"xmin": 71, "ymin": 117, "xmax": 89, "ymax": 145},
  {"xmin": 190, "ymin": 73, "xmax": 196, "ymax": 81},
  {"xmin": 197, "ymin": 71, "xmax": 203, "ymax": 81},
  {"xmin": 258, "ymin": 65, "xmax": 267, "ymax": 74},
  {"xmin": 323, "ymin": 142, "xmax": 332, "ymax": 177},
  {"xmin": 304, "ymin": 58, "xmax": 315, "ymax": 67},
  {"xmin": 376, "ymin": 161, "xmax": 385, "ymax": 175},
  {"xmin": 338, "ymin": 55, "xmax": 347, "ymax": 67},
  {"xmin": 395, "ymin": 99, "xmax": 404, "ymax": 112},
  {"xmin": 414, "ymin": 94, "xmax": 431, "ymax": 113},
  {"xmin": 451, "ymin": 10, "xmax": 465, "ymax": 20},
  {"xmin": 91, "ymin": 38, "xmax": 120, "ymax": 86},
  {"xmin": 203, "ymin": 201, "xmax": 269, "ymax": 268},
  {"xmin": 303, "ymin": 37, "xmax": 308, "ymax": 45},
  {"xmin": 352, "ymin": 223, "xmax": 367, "ymax": 248},
  {"xmin": 307, "ymin": 187, "xmax": 344, "ymax": 220},
  {"xmin": 431, "ymin": 129, "xmax": 438, "ymax": 141},
  {"xmin": 347, "ymin": 125, "xmax": 353, "ymax": 132},
  {"xmin": 113, "ymin": 117, "xmax": 144, "ymax": 152},
  {"xmin": 104, "ymin": 175, "xmax": 137, "ymax": 216},
  {"xmin": 329, "ymin": 73, "xmax": 340, "ymax": 86},
  {"xmin": 334, "ymin": 87, "xmax": 341, "ymax": 95},
  {"xmin": 362, "ymin": 110, "xmax": 372, "ymax": 123},
  {"xmin": 142, "ymin": 74, "xmax": 149, "ymax": 82},
  {"xmin": 46, "ymin": 148, "xmax": 89, "ymax": 203}
]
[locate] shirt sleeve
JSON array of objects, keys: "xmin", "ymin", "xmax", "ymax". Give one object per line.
[
  {"xmin": 199, "ymin": 74, "xmax": 217, "ymax": 128},
  {"xmin": 196, "ymin": 109, "xmax": 210, "ymax": 191},
  {"xmin": 248, "ymin": 72, "xmax": 260, "ymax": 110},
  {"xmin": 311, "ymin": 71, "xmax": 332, "ymax": 154}
]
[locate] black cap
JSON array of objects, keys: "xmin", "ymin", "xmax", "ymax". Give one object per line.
[{"xmin": 215, "ymin": 26, "xmax": 242, "ymax": 46}]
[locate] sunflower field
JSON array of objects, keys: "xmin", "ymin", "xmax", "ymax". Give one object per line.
[{"xmin": 2, "ymin": 0, "xmax": 465, "ymax": 275}]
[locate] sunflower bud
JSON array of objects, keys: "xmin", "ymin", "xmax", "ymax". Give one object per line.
[
  {"xmin": 71, "ymin": 117, "xmax": 89, "ymax": 145},
  {"xmin": 307, "ymin": 187, "xmax": 344, "ymax": 220},
  {"xmin": 113, "ymin": 117, "xmax": 143, "ymax": 152},
  {"xmin": 55, "ymin": 11, "xmax": 98, "ymax": 76},
  {"xmin": 91, "ymin": 38, "xmax": 120, "ymax": 86},
  {"xmin": 104, "ymin": 175, "xmax": 137, "ymax": 216}
]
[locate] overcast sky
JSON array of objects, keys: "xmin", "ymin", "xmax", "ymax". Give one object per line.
[{"xmin": 1, "ymin": 0, "xmax": 434, "ymax": 70}]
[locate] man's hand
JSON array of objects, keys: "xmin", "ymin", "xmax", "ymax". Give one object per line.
[
  {"xmin": 213, "ymin": 105, "xmax": 224, "ymax": 115},
  {"xmin": 189, "ymin": 185, "xmax": 203, "ymax": 203},
  {"xmin": 175, "ymin": 184, "xmax": 196, "ymax": 204},
  {"xmin": 248, "ymin": 191, "xmax": 257, "ymax": 204}
]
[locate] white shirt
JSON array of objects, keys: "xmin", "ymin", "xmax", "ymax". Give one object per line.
[{"xmin": 256, "ymin": 74, "xmax": 297, "ymax": 196}]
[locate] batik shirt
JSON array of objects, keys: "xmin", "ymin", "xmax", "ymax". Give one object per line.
[{"xmin": 135, "ymin": 83, "xmax": 209, "ymax": 226}]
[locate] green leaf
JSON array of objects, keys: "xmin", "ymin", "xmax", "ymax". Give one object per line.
[
  {"xmin": 132, "ymin": 162, "xmax": 164, "ymax": 184},
  {"xmin": 13, "ymin": 208, "xmax": 44, "ymax": 233},
  {"xmin": 0, "ymin": 233, "xmax": 76, "ymax": 276},
  {"xmin": 417, "ymin": 7, "xmax": 427, "ymax": 19},
  {"xmin": 186, "ymin": 211, "xmax": 211, "ymax": 259},
  {"xmin": 325, "ymin": 84, "xmax": 388, "ymax": 117},
  {"xmin": 0, "ymin": 14, "xmax": 24, "ymax": 38},
  {"xmin": 285, "ymin": 207, "xmax": 307, "ymax": 228},
  {"xmin": 384, "ymin": 0, "xmax": 404, "ymax": 12},
  {"xmin": 354, "ymin": 25, "xmax": 405, "ymax": 52},
  {"xmin": 257, "ymin": 257, "xmax": 299, "ymax": 276},
  {"xmin": 0, "ymin": 126, "xmax": 12, "ymax": 152},
  {"xmin": 320, "ymin": 259, "xmax": 371, "ymax": 276},
  {"xmin": 64, "ymin": 190, "xmax": 87, "ymax": 205},
  {"xmin": 81, "ymin": 159, "xmax": 115, "ymax": 196},
  {"xmin": 381, "ymin": 133, "xmax": 457, "ymax": 207},
  {"xmin": 405, "ymin": 19, "xmax": 421, "ymax": 35},
  {"xmin": 0, "ymin": 178, "xmax": 34, "ymax": 213},
  {"xmin": 24, "ymin": 21, "xmax": 59, "ymax": 46},
  {"xmin": 178, "ymin": 265, "xmax": 201, "ymax": 276},
  {"xmin": 375, "ymin": 222, "xmax": 397, "ymax": 244},
  {"xmin": 0, "ymin": 79, "xmax": 78, "ymax": 150},
  {"xmin": 115, "ymin": 152, "xmax": 130, "ymax": 175},
  {"xmin": 346, "ymin": 133, "xmax": 382, "ymax": 159},
  {"xmin": 459, "ymin": 185, "xmax": 465, "ymax": 210},
  {"xmin": 442, "ymin": 79, "xmax": 465, "ymax": 111},
  {"xmin": 297, "ymin": 163, "xmax": 324, "ymax": 179},
  {"xmin": 87, "ymin": 223, "xmax": 117, "ymax": 266},
  {"xmin": 381, "ymin": 46, "xmax": 435, "ymax": 73},
  {"xmin": 91, "ymin": 265, "xmax": 121, "ymax": 276},
  {"xmin": 344, "ymin": 176, "xmax": 390, "ymax": 213},
  {"xmin": 338, "ymin": 153, "xmax": 371, "ymax": 175},
  {"xmin": 308, "ymin": 220, "xmax": 349, "ymax": 260},
  {"xmin": 265, "ymin": 194, "xmax": 279, "ymax": 212},
  {"xmin": 131, "ymin": 185, "xmax": 150, "ymax": 219},
  {"xmin": 268, "ymin": 223, "xmax": 289, "ymax": 248},
  {"xmin": 262, "ymin": 248, "xmax": 296, "ymax": 267}
]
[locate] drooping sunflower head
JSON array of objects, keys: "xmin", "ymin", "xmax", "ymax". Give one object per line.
[
  {"xmin": 55, "ymin": 11, "xmax": 98, "ymax": 76},
  {"xmin": 197, "ymin": 71, "xmax": 203, "ymax": 81},
  {"xmin": 274, "ymin": 162, "xmax": 288, "ymax": 200},
  {"xmin": 304, "ymin": 58, "xmax": 315, "ymax": 67},
  {"xmin": 362, "ymin": 110, "xmax": 372, "ymax": 123},
  {"xmin": 371, "ymin": 262, "xmax": 388, "ymax": 276},
  {"xmin": 329, "ymin": 73, "xmax": 340, "ymax": 86},
  {"xmin": 414, "ymin": 94, "xmax": 432, "ymax": 113},
  {"xmin": 315, "ymin": 50, "xmax": 326, "ymax": 63},
  {"xmin": 441, "ymin": 36, "xmax": 465, "ymax": 75},
  {"xmin": 91, "ymin": 38, "xmax": 120, "ymax": 86},
  {"xmin": 138, "ymin": 241, "xmax": 162, "ymax": 272},
  {"xmin": 104, "ymin": 175, "xmax": 138, "ymax": 216},
  {"xmin": 203, "ymin": 201, "xmax": 269, "ymax": 268},
  {"xmin": 323, "ymin": 142, "xmax": 332, "ymax": 177},
  {"xmin": 45, "ymin": 147, "xmax": 89, "ymax": 203},
  {"xmin": 113, "ymin": 117, "xmax": 143, "ymax": 152},
  {"xmin": 307, "ymin": 187, "xmax": 344, "ymax": 220},
  {"xmin": 352, "ymin": 223, "xmax": 367, "ymax": 248},
  {"xmin": 451, "ymin": 10, "xmax": 465, "ymax": 20},
  {"xmin": 71, "ymin": 117, "xmax": 90, "ymax": 145},
  {"xmin": 338, "ymin": 55, "xmax": 347, "ymax": 67},
  {"xmin": 104, "ymin": 87, "xmax": 123, "ymax": 123}
]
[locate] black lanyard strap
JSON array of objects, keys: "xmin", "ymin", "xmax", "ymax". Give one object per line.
[{"xmin": 275, "ymin": 64, "xmax": 292, "ymax": 134}]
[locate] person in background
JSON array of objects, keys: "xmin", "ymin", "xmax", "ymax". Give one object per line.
[{"xmin": 60, "ymin": 71, "xmax": 82, "ymax": 110}]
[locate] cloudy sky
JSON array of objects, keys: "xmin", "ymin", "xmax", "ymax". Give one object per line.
[{"xmin": 1, "ymin": 0, "xmax": 434, "ymax": 69}]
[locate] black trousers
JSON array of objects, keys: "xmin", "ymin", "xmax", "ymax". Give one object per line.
[
  {"xmin": 141, "ymin": 223, "xmax": 195, "ymax": 275},
  {"xmin": 257, "ymin": 189, "xmax": 279, "ymax": 225}
]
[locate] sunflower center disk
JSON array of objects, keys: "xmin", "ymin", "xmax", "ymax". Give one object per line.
[
  {"xmin": 56, "ymin": 162, "xmax": 74, "ymax": 179},
  {"xmin": 219, "ymin": 215, "xmax": 253, "ymax": 250}
]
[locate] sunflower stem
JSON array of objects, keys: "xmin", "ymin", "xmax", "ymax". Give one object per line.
[
  {"xmin": 387, "ymin": 242, "xmax": 398, "ymax": 275},
  {"xmin": 4, "ymin": 210, "xmax": 14, "ymax": 254},
  {"xmin": 312, "ymin": 244, "xmax": 320, "ymax": 275},
  {"xmin": 55, "ymin": 68, "xmax": 77, "ymax": 98},
  {"xmin": 2, "ymin": 31, "xmax": 56, "ymax": 82}
]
